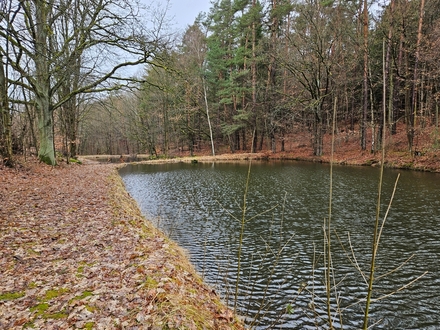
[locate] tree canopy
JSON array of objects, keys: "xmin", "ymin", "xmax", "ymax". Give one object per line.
[{"xmin": 1, "ymin": 0, "xmax": 439, "ymax": 164}]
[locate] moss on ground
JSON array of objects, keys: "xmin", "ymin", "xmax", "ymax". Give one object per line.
[
  {"xmin": 0, "ymin": 291, "xmax": 25, "ymax": 301},
  {"xmin": 42, "ymin": 288, "xmax": 69, "ymax": 301},
  {"xmin": 30, "ymin": 302, "xmax": 49, "ymax": 316}
]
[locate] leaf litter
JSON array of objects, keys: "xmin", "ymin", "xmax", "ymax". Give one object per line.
[{"xmin": 0, "ymin": 158, "xmax": 243, "ymax": 329}]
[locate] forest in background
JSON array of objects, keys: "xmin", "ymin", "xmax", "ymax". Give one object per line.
[{"xmin": 1, "ymin": 0, "xmax": 439, "ymax": 166}]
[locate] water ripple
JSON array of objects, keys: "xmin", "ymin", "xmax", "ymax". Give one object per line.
[{"xmin": 120, "ymin": 162, "xmax": 440, "ymax": 329}]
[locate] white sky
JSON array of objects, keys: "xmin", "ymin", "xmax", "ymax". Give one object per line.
[
  {"xmin": 167, "ymin": 0, "xmax": 212, "ymax": 29},
  {"xmin": 123, "ymin": 1, "xmax": 213, "ymax": 76}
]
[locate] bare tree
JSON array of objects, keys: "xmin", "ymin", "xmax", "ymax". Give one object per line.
[
  {"xmin": 0, "ymin": 53, "xmax": 12, "ymax": 166},
  {"xmin": 361, "ymin": 0, "xmax": 369, "ymax": 151},
  {"xmin": 283, "ymin": 0, "xmax": 336, "ymax": 156},
  {"xmin": 179, "ymin": 24, "xmax": 215, "ymax": 155},
  {"xmin": 0, "ymin": 0, "xmax": 169, "ymax": 165},
  {"xmin": 0, "ymin": 1, "xmax": 16, "ymax": 166}
]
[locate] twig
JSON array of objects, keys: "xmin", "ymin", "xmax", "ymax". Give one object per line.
[
  {"xmin": 371, "ymin": 271, "xmax": 429, "ymax": 302},
  {"xmin": 335, "ymin": 230, "xmax": 368, "ymax": 285},
  {"xmin": 376, "ymin": 173, "xmax": 400, "ymax": 250},
  {"xmin": 375, "ymin": 254, "xmax": 415, "ymax": 281}
]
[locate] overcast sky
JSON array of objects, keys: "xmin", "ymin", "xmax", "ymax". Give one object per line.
[{"xmin": 167, "ymin": 0, "xmax": 212, "ymax": 29}]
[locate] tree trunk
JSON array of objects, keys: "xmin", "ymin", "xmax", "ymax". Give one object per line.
[
  {"xmin": 202, "ymin": 77, "xmax": 215, "ymax": 156},
  {"xmin": 252, "ymin": 127, "xmax": 258, "ymax": 153},
  {"xmin": 394, "ymin": 16, "xmax": 406, "ymax": 136},
  {"xmin": 436, "ymin": 101, "xmax": 439, "ymax": 129},
  {"xmin": 36, "ymin": 98, "xmax": 56, "ymax": 165},
  {"xmin": 60, "ymin": 96, "xmax": 78, "ymax": 162},
  {"xmin": 0, "ymin": 56, "xmax": 13, "ymax": 166},
  {"xmin": 314, "ymin": 110, "xmax": 323, "ymax": 156},
  {"xmin": 251, "ymin": 0, "xmax": 257, "ymax": 153},
  {"xmin": 281, "ymin": 131, "xmax": 285, "ymax": 152},
  {"xmin": 361, "ymin": 0, "xmax": 369, "ymax": 151},
  {"xmin": 270, "ymin": 130, "xmax": 276, "ymax": 153},
  {"xmin": 34, "ymin": 1, "xmax": 56, "ymax": 165},
  {"xmin": 384, "ymin": 0, "xmax": 395, "ymax": 137},
  {"xmin": 265, "ymin": 0, "xmax": 278, "ymax": 154},
  {"xmin": 408, "ymin": 0, "xmax": 425, "ymax": 153}
]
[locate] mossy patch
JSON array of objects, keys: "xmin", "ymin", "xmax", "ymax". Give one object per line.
[
  {"xmin": 85, "ymin": 304, "xmax": 96, "ymax": 312},
  {"xmin": 84, "ymin": 322, "xmax": 95, "ymax": 330},
  {"xmin": 76, "ymin": 261, "xmax": 95, "ymax": 278},
  {"xmin": 76, "ymin": 265, "xmax": 86, "ymax": 278},
  {"xmin": 0, "ymin": 291, "xmax": 25, "ymax": 301},
  {"xmin": 43, "ymin": 311, "xmax": 68, "ymax": 320},
  {"xmin": 23, "ymin": 321, "xmax": 35, "ymax": 329},
  {"xmin": 30, "ymin": 302, "xmax": 49, "ymax": 316},
  {"xmin": 26, "ymin": 248, "xmax": 41, "ymax": 256},
  {"xmin": 30, "ymin": 302, "xmax": 67, "ymax": 319},
  {"xmin": 70, "ymin": 290, "xmax": 93, "ymax": 304},
  {"xmin": 42, "ymin": 288, "xmax": 69, "ymax": 301}
]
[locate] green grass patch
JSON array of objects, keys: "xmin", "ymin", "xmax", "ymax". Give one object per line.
[
  {"xmin": 144, "ymin": 276, "xmax": 159, "ymax": 289},
  {"xmin": 0, "ymin": 291, "xmax": 25, "ymax": 301},
  {"xmin": 69, "ymin": 158, "xmax": 82, "ymax": 164}
]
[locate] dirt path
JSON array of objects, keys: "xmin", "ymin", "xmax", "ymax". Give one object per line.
[{"xmin": 0, "ymin": 160, "xmax": 243, "ymax": 329}]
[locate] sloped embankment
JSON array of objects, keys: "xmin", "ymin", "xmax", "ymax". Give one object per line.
[{"xmin": 0, "ymin": 159, "xmax": 243, "ymax": 329}]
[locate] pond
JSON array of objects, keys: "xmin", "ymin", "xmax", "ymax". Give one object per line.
[{"xmin": 119, "ymin": 161, "xmax": 440, "ymax": 329}]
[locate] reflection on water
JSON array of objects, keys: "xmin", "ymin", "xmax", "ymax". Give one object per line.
[{"xmin": 119, "ymin": 161, "xmax": 440, "ymax": 329}]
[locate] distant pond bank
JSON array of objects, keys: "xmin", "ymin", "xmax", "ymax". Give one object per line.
[
  {"xmin": 120, "ymin": 161, "xmax": 440, "ymax": 329},
  {"xmin": 81, "ymin": 151, "xmax": 440, "ymax": 173}
]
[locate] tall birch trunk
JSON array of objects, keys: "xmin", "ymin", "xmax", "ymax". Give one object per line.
[
  {"xmin": 251, "ymin": 0, "xmax": 257, "ymax": 153},
  {"xmin": 408, "ymin": 0, "xmax": 425, "ymax": 153},
  {"xmin": 361, "ymin": 0, "xmax": 369, "ymax": 151}
]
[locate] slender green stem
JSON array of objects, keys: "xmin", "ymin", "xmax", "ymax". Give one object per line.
[
  {"xmin": 363, "ymin": 144, "xmax": 384, "ymax": 329},
  {"xmin": 362, "ymin": 40, "xmax": 388, "ymax": 329},
  {"xmin": 234, "ymin": 160, "xmax": 252, "ymax": 313},
  {"xmin": 325, "ymin": 97, "xmax": 337, "ymax": 329}
]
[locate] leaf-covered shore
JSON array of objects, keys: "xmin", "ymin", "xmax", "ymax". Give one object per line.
[{"xmin": 0, "ymin": 159, "xmax": 244, "ymax": 329}]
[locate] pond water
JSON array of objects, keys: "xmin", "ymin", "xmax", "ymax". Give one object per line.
[{"xmin": 119, "ymin": 161, "xmax": 440, "ymax": 329}]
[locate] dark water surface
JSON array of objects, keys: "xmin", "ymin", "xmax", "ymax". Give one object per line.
[{"xmin": 119, "ymin": 161, "xmax": 440, "ymax": 329}]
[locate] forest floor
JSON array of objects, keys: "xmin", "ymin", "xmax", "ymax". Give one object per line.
[
  {"xmin": 0, "ymin": 159, "xmax": 244, "ymax": 329},
  {"xmin": 267, "ymin": 123, "xmax": 440, "ymax": 172},
  {"xmin": 191, "ymin": 123, "xmax": 440, "ymax": 172}
]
